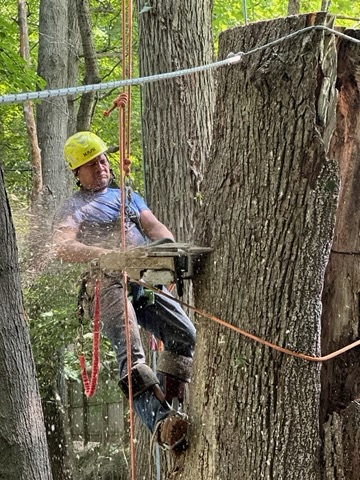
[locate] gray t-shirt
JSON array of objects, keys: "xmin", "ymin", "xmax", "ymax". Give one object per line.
[{"xmin": 54, "ymin": 188, "xmax": 149, "ymax": 249}]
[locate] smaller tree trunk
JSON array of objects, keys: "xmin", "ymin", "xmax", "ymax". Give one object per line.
[
  {"xmin": 75, "ymin": 0, "xmax": 101, "ymax": 131},
  {"xmin": 66, "ymin": 0, "xmax": 81, "ymax": 136},
  {"xmin": 321, "ymin": 0, "xmax": 331, "ymax": 12},
  {"xmin": 32, "ymin": 0, "xmax": 72, "ymax": 273},
  {"xmin": 288, "ymin": 0, "xmax": 301, "ymax": 15},
  {"xmin": 18, "ymin": 0, "xmax": 42, "ymax": 199}
]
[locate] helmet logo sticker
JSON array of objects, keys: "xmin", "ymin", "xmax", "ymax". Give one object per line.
[{"xmin": 84, "ymin": 148, "xmax": 96, "ymax": 158}]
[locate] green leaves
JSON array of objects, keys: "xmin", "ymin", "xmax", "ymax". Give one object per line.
[{"xmin": 0, "ymin": 14, "xmax": 45, "ymax": 95}]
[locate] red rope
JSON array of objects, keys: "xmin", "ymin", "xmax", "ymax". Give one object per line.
[{"xmin": 79, "ymin": 279, "xmax": 101, "ymax": 397}]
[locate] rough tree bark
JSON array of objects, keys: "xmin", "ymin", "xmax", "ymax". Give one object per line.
[
  {"xmin": 137, "ymin": 0, "xmax": 215, "ymax": 240},
  {"xmin": 136, "ymin": 1, "xmax": 214, "ymax": 477},
  {"xmin": 0, "ymin": 166, "xmax": 52, "ymax": 480},
  {"xmin": 321, "ymin": 30, "xmax": 360, "ymax": 480},
  {"xmin": 180, "ymin": 13, "xmax": 338, "ymax": 480},
  {"xmin": 36, "ymin": 0, "xmax": 72, "ymax": 261},
  {"xmin": 34, "ymin": 1, "xmax": 74, "ymax": 478},
  {"xmin": 66, "ymin": 0, "xmax": 81, "ymax": 136}
]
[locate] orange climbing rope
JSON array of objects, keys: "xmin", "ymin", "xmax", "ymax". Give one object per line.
[
  {"xmin": 135, "ymin": 280, "xmax": 360, "ymax": 363},
  {"xmin": 103, "ymin": 1, "xmax": 136, "ymax": 478}
]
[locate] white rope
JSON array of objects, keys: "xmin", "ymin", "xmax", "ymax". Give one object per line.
[{"xmin": 0, "ymin": 25, "xmax": 359, "ymax": 105}]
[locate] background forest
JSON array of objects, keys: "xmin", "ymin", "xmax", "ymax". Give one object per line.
[{"xmin": 1, "ymin": 1, "xmax": 360, "ymax": 479}]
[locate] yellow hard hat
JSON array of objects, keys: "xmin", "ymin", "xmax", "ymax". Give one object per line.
[{"xmin": 63, "ymin": 131, "xmax": 108, "ymax": 170}]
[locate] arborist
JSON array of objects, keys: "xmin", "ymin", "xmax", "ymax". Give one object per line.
[{"xmin": 52, "ymin": 131, "xmax": 195, "ymax": 454}]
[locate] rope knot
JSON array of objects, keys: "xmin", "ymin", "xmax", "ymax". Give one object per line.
[
  {"xmin": 103, "ymin": 92, "xmax": 129, "ymax": 116},
  {"xmin": 123, "ymin": 157, "xmax": 131, "ymax": 176}
]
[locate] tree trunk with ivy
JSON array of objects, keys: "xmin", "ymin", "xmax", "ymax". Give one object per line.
[
  {"xmin": 183, "ymin": 13, "xmax": 339, "ymax": 480},
  {"xmin": 0, "ymin": 165, "xmax": 52, "ymax": 480}
]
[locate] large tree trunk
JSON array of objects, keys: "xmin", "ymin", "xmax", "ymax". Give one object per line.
[
  {"xmin": 136, "ymin": 1, "xmax": 214, "ymax": 477},
  {"xmin": 137, "ymin": 0, "xmax": 215, "ymax": 240},
  {"xmin": 321, "ymin": 29, "xmax": 360, "ymax": 479},
  {"xmin": 182, "ymin": 13, "xmax": 338, "ymax": 479},
  {"xmin": 0, "ymin": 166, "xmax": 52, "ymax": 480}
]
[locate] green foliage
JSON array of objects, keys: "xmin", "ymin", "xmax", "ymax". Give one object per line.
[
  {"xmin": 24, "ymin": 262, "xmax": 118, "ymax": 396},
  {"xmin": 1, "ymin": 104, "xmax": 33, "ymax": 202},
  {"xmin": 213, "ymin": 0, "xmax": 360, "ymax": 35},
  {"xmin": 24, "ymin": 264, "xmax": 83, "ymax": 393},
  {"xmin": 0, "ymin": 4, "xmax": 45, "ymax": 95},
  {"xmin": 0, "ymin": 0, "xmax": 44, "ymax": 205}
]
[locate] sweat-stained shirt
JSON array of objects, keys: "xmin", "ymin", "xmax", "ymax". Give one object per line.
[{"xmin": 53, "ymin": 187, "xmax": 149, "ymax": 250}]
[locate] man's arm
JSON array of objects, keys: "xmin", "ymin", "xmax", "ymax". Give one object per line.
[
  {"xmin": 52, "ymin": 227, "xmax": 112, "ymax": 263},
  {"xmin": 139, "ymin": 210, "xmax": 174, "ymax": 242}
]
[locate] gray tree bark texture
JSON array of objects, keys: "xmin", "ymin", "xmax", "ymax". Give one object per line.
[
  {"xmin": 179, "ymin": 13, "xmax": 339, "ymax": 480},
  {"xmin": 136, "ymin": 1, "xmax": 214, "ymax": 477},
  {"xmin": 35, "ymin": 0, "xmax": 72, "ymax": 265},
  {"xmin": 18, "ymin": 0, "xmax": 43, "ymax": 199},
  {"xmin": 0, "ymin": 167, "xmax": 52, "ymax": 480},
  {"xmin": 137, "ymin": 0, "xmax": 215, "ymax": 241},
  {"xmin": 33, "ymin": 1, "xmax": 74, "ymax": 477},
  {"xmin": 287, "ymin": 0, "xmax": 301, "ymax": 15},
  {"xmin": 321, "ymin": 30, "xmax": 360, "ymax": 480},
  {"xmin": 37, "ymin": 0, "xmax": 72, "ymax": 196}
]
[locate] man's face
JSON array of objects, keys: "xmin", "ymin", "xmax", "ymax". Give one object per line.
[{"xmin": 76, "ymin": 153, "xmax": 110, "ymax": 191}]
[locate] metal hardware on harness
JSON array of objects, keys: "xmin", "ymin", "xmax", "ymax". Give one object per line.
[{"xmin": 97, "ymin": 242, "xmax": 212, "ymax": 296}]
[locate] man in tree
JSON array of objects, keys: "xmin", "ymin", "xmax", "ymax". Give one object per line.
[{"xmin": 52, "ymin": 131, "xmax": 195, "ymax": 454}]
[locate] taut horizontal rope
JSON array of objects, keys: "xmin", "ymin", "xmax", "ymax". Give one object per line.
[{"xmin": 0, "ymin": 26, "xmax": 359, "ymax": 105}]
